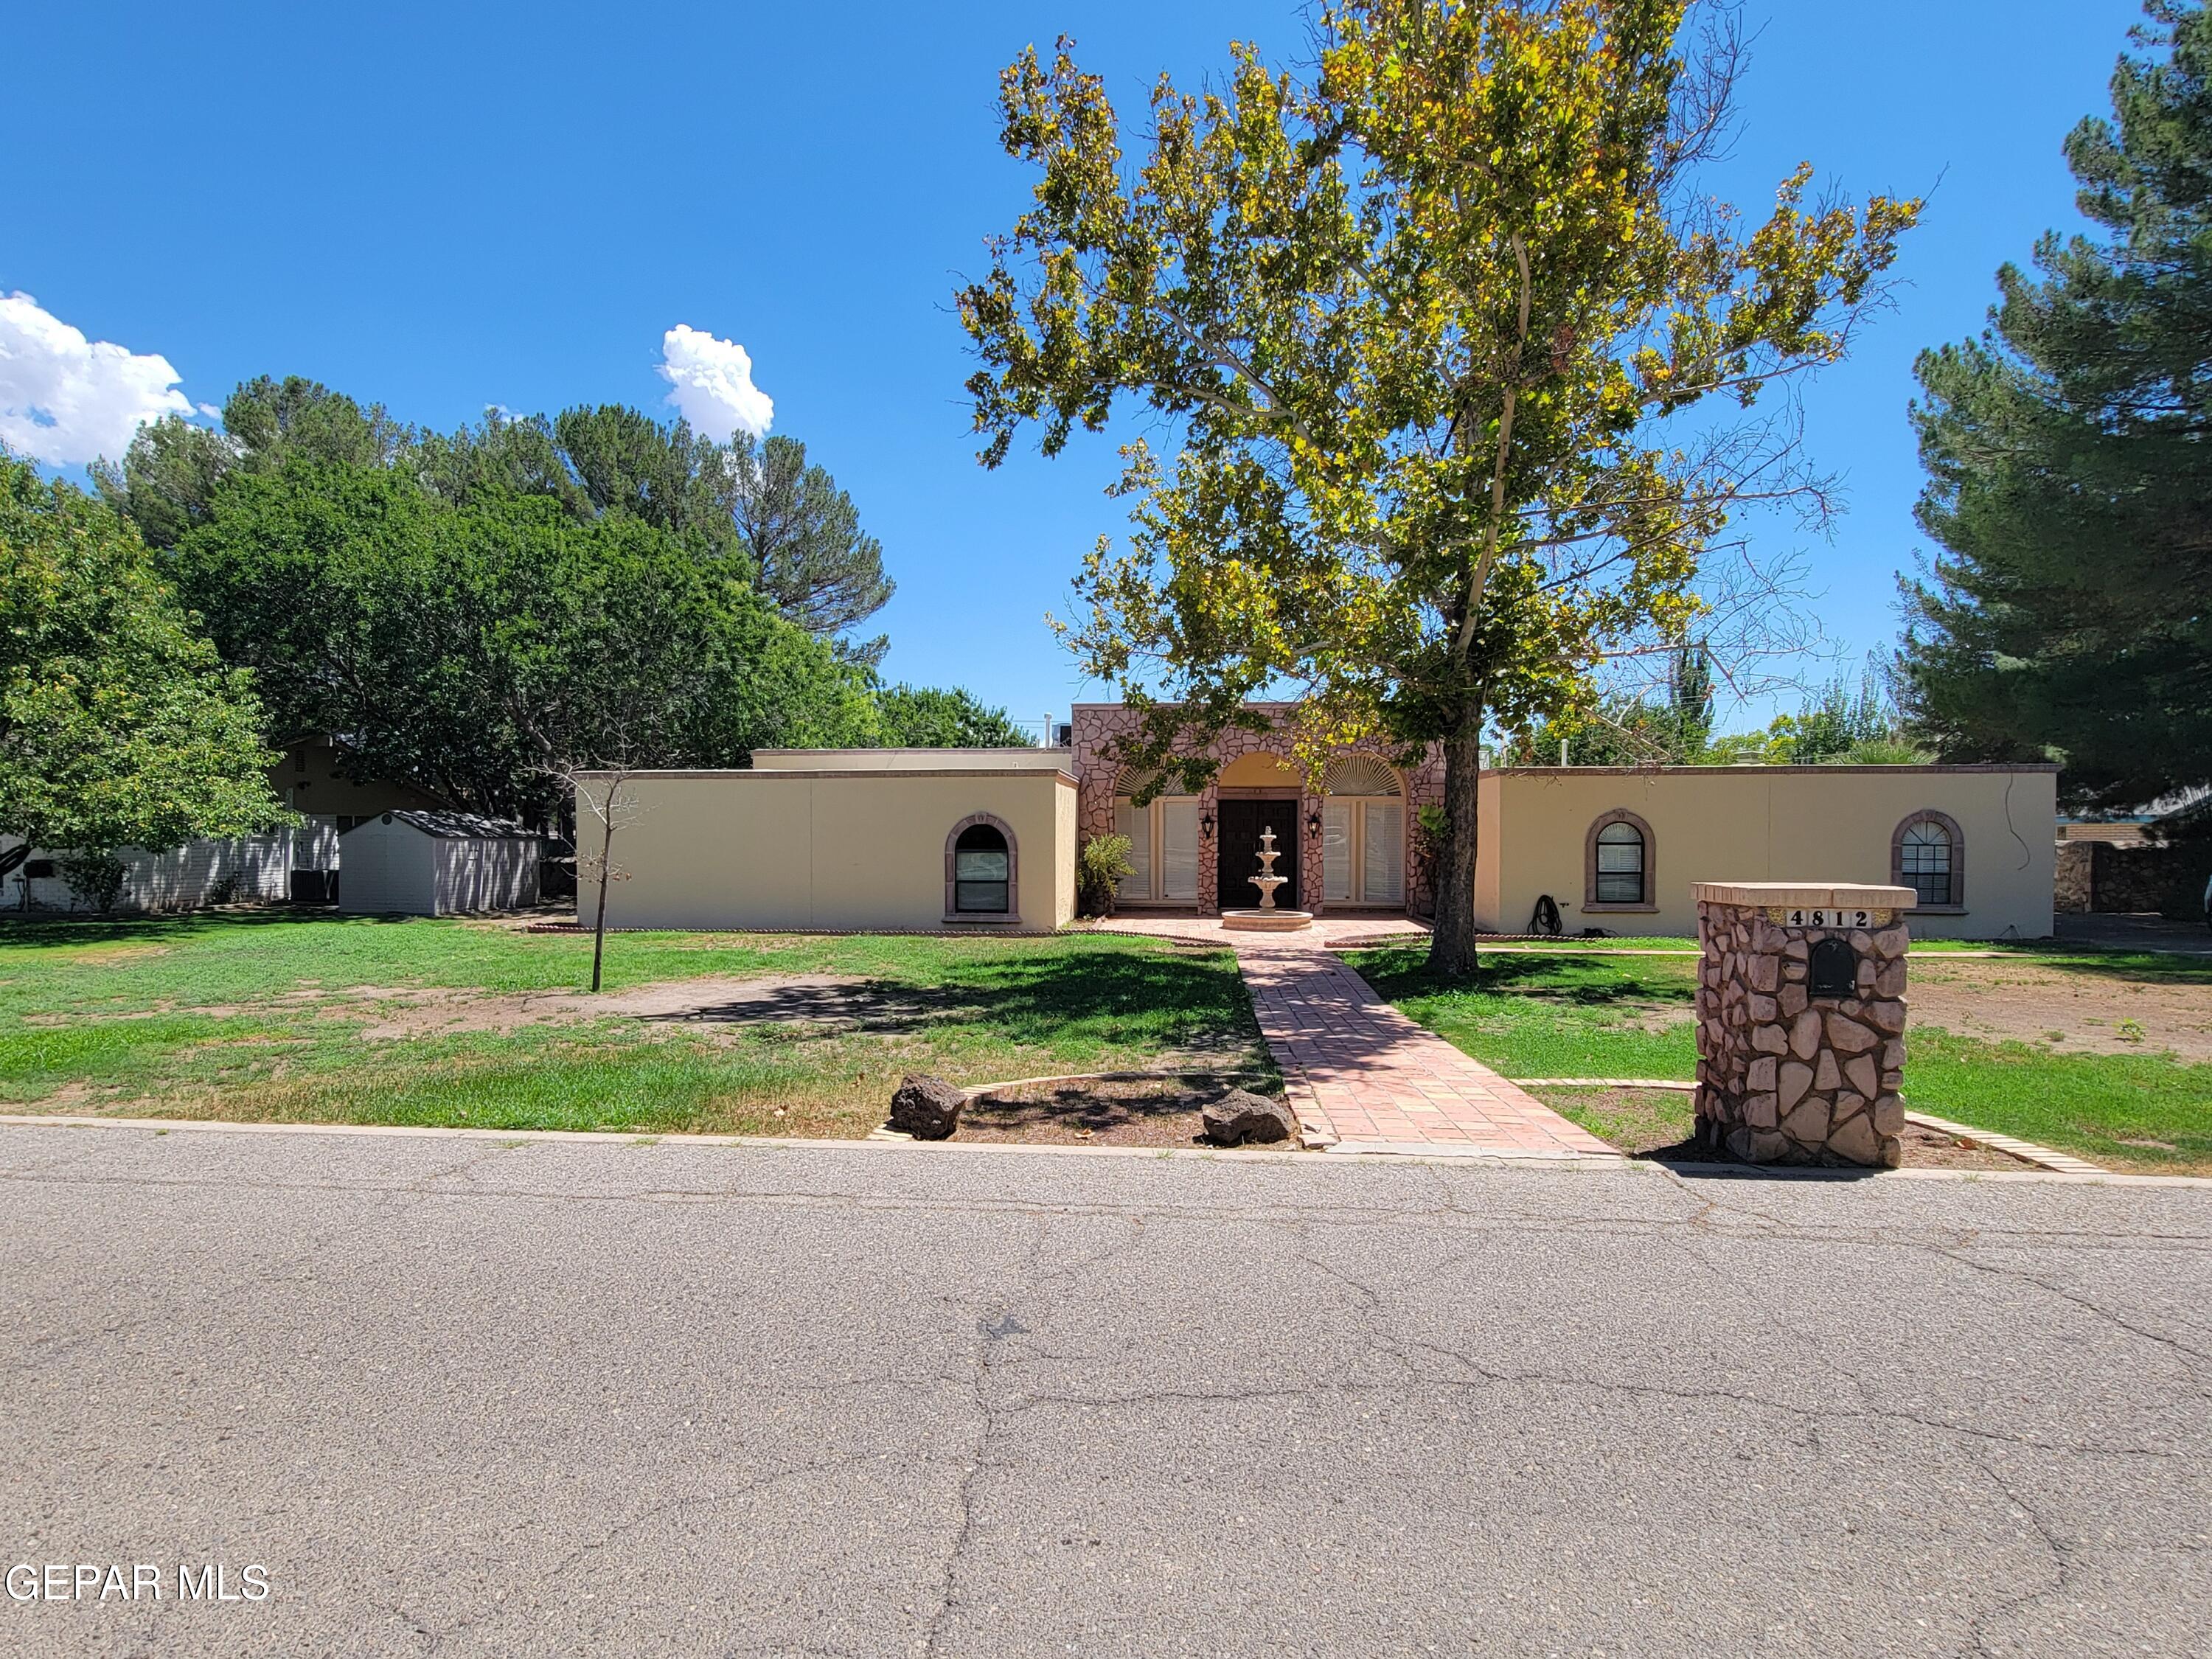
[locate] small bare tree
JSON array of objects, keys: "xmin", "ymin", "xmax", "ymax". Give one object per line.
[{"xmin": 556, "ymin": 760, "xmax": 652, "ymax": 994}]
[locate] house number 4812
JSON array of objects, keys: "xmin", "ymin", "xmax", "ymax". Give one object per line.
[{"xmin": 1785, "ymin": 908, "xmax": 1872, "ymax": 929}]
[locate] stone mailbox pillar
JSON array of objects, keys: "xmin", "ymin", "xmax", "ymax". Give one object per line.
[{"xmin": 1691, "ymin": 883, "xmax": 1917, "ymax": 1169}]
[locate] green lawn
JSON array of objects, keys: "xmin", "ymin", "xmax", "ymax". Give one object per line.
[
  {"xmin": 2, "ymin": 916, "xmax": 1267, "ymax": 1138},
  {"xmin": 1349, "ymin": 945, "xmax": 2212, "ymax": 1175}
]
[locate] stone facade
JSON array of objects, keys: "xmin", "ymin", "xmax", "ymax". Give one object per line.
[
  {"xmin": 1069, "ymin": 703, "xmax": 1445, "ymax": 918},
  {"xmin": 1691, "ymin": 883, "xmax": 1916, "ymax": 1169}
]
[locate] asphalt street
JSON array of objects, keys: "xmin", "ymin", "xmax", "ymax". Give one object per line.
[{"xmin": 3, "ymin": 1121, "xmax": 2208, "ymax": 1658}]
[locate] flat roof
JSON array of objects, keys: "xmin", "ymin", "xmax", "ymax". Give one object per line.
[
  {"xmin": 573, "ymin": 765, "xmax": 1077, "ymax": 785},
  {"xmin": 751, "ymin": 748, "xmax": 1072, "ymax": 772},
  {"xmin": 1491, "ymin": 763, "xmax": 2062, "ymax": 776}
]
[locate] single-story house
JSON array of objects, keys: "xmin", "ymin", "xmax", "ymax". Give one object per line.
[
  {"xmin": 1077, "ymin": 703, "xmax": 2056, "ymax": 940},
  {"xmin": 573, "ymin": 748, "xmax": 1077, "ymax": 931},
  {"xmin": 338, "ymin": 812, "xmax": 543, "ymax": 916},
  {"xmin": 571, "ymin": 704, "xmax": 2057, "ymax": 940}
]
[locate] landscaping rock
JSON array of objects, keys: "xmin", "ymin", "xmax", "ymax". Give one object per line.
[
  {"xmin": 888, "ymin": 1074, "xmax": 964, "ymax": 1140},
  {"xmin": 1200, "ymin": 1089, "xmax": 1298, "ymax": 1147}
]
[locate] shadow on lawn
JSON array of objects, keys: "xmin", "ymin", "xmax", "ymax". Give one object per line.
[
  {"xmin": 0, "ymin": 911, "xmax": 418, "ymax": 949},
  {"xmin": 639, "ymin": 948, "xmax": 1261, "ymax": 1057},
  {"xmin": 1351, "ymin": 946, "xmax": 1693, "ymax": 1009}
]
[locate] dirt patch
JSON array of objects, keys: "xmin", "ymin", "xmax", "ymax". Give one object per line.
[
  {"xmin": 1907, "ymin": 958, "xmax": 2212, "ymax": 1060},
  {"xmin": 1534, "ymin": 1085, "xmax": 2040, "ymax": 1172},
  {"xmin": 1893, "ymin": 1121, "xmax": 2044, "ymax": 1172},
  {"xmin": 54, "ymin": 943, "xmax": 174, "ymax": 965},
  {"xmin": 956, "ymin": 1075, "xmax": 1285, "ymax": 1149},
  {"xmin": 316, "ymin": 975, "xmax": 882, "ymax": 1040}
]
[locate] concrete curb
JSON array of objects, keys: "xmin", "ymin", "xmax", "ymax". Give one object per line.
[
  {"xmin": 4, "ymin": 1112, "xmax": 2202, "ymax": 1185},
  {"xmin": 1900, "ymin": 1109, "xmax": 2110, "ymax": 1177},
  {"xmin": 0, "ymin": 1111, "xmax": 1640, "ymax": 1171},
  {"xmin": 1512, "ymin": 1078, "xmax": 2120, "ymax": 1178}
]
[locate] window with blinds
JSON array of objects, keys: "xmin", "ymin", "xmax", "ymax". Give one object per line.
[
  {"xmin": 1115, "ymin": 796, "xmax": 1199, "ymax": 902},
  {"xmin": 1322, "ymin": 801, "xmax": 1354, "ymax": 901},
  {"xmin": 1161, "ymin": 799, "xmax": 1200, "ymax": 900},
  {"xmin": 1593, "ymin": 820, "xmax": 1646, "ymax": 904},
  {"xmin": 953, "ymin": 824, "xmax": 1011, "ymax": 914},
  {"xmin": 1362, "ymin": 801, "xmax": 1404, "ymax": 904},
  {"xmin": 1321, "ymin": 796, "xmax": 1404, "ymax": 905},
  {"xmin": 1114, "ymin": 799, "xmax": 1152, "ymax": 897}
]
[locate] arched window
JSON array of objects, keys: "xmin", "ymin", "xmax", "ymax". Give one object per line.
[
  {"xmin": 1320, "ymin": 756, "xmax": 1405, "ymax": 907},
  {"xmin": 1893, "ymin": 810, "xmax": 1964, "ymax": 909},
  {"xmin": 945, "ymin": 816, "xmax": 1017, "ymax": 919},
  {"xmin": 1585, "ymin": 810, "xmax": 1655, "ymax": 909}
]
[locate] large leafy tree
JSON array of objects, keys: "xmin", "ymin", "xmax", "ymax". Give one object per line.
[
  {"xmin": 168, "ymin": 460, "xmax": 879, "ymax": 819},
  {"xmin": 959, "ymin": 0, "xmax": 1916, "ymax": 970},
  {"xmin": 95, "ymin": 375, "xmax": 410, "ymax": 549},
  {"xmin": 872, "ymin": 684, "xmax": 1037, "ymax": 747},
  {"xmin": 0, "ymin": 454, "xmax": 284, "ymax": 861},
  {"xmin": 105, "ymin": 386, "xmax": 900, "ymax": 659},
  {"xmin": 1903, "ymin": 1, "xmax": 2212, "ymax": 812}
]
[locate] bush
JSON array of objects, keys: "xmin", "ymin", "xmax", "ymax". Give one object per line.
[
  {"xmin": 1078, "ymin": 833, "xmax": 1135, "ymax": 917},
  {"xmin": 58, "ymin": 853, "xmax": 128, "ymax": 913}
]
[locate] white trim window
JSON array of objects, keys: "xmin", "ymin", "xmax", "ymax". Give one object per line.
[
  {"xmin": 1322, "ymin": 798, "xmax": 1405, "ymax": 906},
  {"xmin": 1321, "ymin": 756, "xmax": 1405, "ymax": 908},
  {"xmin": 1114, "ymin": 792, "xmax": 1200, "ymax": 902}
]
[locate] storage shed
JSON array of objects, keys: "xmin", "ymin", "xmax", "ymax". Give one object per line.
[{"xmin": 337, "ymin": 812, "xmax": 542, "ymax": 916}]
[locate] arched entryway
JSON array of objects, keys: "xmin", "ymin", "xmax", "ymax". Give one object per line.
[{"xmin": 1214, "ymin": 752, "xmax": 1304, "ymax": 911}]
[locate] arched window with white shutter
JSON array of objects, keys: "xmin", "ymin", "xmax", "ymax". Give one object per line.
[{"xmin": 1320, "ymin": 756, "xmax": 1406, "ymax": 908}]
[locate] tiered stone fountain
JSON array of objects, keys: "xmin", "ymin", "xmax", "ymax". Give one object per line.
[{"xmin": 1221, "ymin": 824, "xmax": 1314, "ymax": 933}]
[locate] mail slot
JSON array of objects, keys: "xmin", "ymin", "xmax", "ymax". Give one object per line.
[{"xmin": 1808, "ymin": 936, "xmax": 1858, "ymax": 999}]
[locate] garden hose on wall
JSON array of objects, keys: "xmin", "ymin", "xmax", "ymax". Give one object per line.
[{"xmin": 1529, "ymin": 894, "xmax": 1564, "ymax": 937}]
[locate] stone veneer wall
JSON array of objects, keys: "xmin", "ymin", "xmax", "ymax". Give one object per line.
[
  {"xmin": 1069, "ymin": 706, "xmax": 1446, "ymax": 917},
  {"xmin": 1694, "ymin": 902, "xmax": 1909, "ymax": 1167}
]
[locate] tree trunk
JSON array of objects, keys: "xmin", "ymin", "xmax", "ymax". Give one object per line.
[
  {"xmin": 1426, "ymin": 698, "xmax": 1486, "ymax": 977},
  {"xmin": 589, "ymin": 806, "xmax": 615, "ymax": 994}
]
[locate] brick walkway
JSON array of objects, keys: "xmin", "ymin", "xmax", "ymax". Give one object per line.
[{"xmin": 1231, "ymin": 937, "xmax": 1622, "ymax": 1161}]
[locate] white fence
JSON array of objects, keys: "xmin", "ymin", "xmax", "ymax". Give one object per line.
[{"xmin": 4, "ymin": 819, "xmax": 341, "ymax": 914}]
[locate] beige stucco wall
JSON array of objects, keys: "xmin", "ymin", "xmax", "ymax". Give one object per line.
[
  {"xmin": 575, "ymin": 768, "xmax": 1077, "ymax": 932},
  {"xmin": 1480, "ymin": 766, "xmax": 2058, "ymax": 940}
]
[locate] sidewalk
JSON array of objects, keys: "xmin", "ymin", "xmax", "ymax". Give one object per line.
[{"xmin": 1106, "ymin": 915, "xmax": 1621, "ymax": 1160}]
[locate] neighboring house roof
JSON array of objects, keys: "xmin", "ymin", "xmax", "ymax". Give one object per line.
[{"xmin": 352, "ymin": 810, "xmax": 540, "ymax": 841}]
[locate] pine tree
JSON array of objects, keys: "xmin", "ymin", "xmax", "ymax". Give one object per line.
[{"xmin": 1903, "ymin": 1, "xmax": 2212, "ymax": 810}]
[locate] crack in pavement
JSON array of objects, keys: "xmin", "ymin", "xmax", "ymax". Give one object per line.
[{"xmin": 918, "ymin": 1216, "xmax": 1055, "ymax": 1658}]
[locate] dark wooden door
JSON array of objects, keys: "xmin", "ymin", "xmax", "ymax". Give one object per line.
[{"xmin": 1217, "ymin": 799, "xmax": 1300, "ymax": 910}]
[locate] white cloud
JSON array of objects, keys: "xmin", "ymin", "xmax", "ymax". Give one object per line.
[
  {"xmin": 656, "ymin": 324, "xmax": 773, "ymax": 442},
  {"xmin": 0, "ymin": 292, "xmax": 195, "ymax": 468}
]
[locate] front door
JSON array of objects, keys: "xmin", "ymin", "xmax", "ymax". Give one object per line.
[{"xmin": 1217, "ymin": 799, "xmax": 1300, "ymax": 911}]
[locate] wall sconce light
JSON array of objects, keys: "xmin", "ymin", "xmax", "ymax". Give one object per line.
[
  {"xmin": 1306, "ymin": 810, "xmax": 1322, "ymax": 837},
  {"xmin": 1200, "ymin": 813, "xmax": 1214, "ymax": 838}
]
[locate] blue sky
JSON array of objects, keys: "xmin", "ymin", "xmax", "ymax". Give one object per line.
[{"xmin": 5, "ymin": 0, "xmax": 2148, "ymax": 737}]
